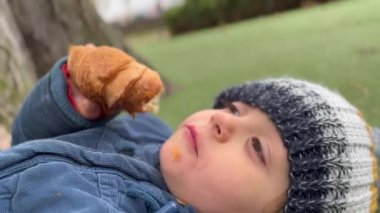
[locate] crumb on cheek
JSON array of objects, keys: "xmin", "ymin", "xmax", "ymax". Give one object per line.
[{"xmin": 172, "ymin": 144, "xmax": 181, "ymax": 161}]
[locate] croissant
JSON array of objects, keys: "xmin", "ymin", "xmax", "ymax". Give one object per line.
[{"xmin": 67, "ymin": 45, "xmax": 164, "ymax": 116}]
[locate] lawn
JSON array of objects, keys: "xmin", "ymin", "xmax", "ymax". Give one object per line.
[{"xmin": 132, "ymin": 0, "xmax": 380, "ymax": 129}]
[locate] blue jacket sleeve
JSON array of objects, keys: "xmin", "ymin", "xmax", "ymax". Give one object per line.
[{"xmin": 12, "ymin": 57, "xmax": 108, "ymax": 146}]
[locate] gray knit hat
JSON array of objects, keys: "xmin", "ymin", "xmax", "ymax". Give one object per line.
[{"xmin": 214, "ymin": 78, "xmax": 378, "ymax": 213}]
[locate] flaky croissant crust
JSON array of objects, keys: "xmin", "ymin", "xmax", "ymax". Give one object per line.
[{"xmin": 67, "ymin": 45, "xmax": 164, "ymax": 115}]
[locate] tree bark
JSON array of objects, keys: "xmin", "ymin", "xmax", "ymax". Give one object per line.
[
  {"xmin": 0, "ymin": 0, "xmax": 36, "ymax": 127},
  {"xmin": 0, "ymin": 0, "xmax": 36, "ymax": 148},
  {"xmin": 8, "ymin": 0, "xmax": 151, "ymax": 77}
]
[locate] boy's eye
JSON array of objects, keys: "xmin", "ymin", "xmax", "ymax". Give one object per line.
[
  {"xmin": 251, "ymin": 137, "xmax": 266, "ymax": 165},
  {"xmin": 223, "ymin": 101, "xmax": 240, "ymax": 116}
]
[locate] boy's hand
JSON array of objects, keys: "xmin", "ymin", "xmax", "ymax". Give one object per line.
[{"xmin": 69, "ymin": 79, "xmax": 102, "ymax": 120}]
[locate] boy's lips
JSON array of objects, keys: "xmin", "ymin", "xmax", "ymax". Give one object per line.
[{"xmin": 184, "ymin": 124, "xmax": 198, "ymax": 156}]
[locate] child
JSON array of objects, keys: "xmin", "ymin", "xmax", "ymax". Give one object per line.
[{"xmin": 3, "ymin": 48, "xmax": 378, "ymax": 212}]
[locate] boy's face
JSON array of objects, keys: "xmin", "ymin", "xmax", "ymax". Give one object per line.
[{"xmin": 160, "ymin": 102, "xmax": 289, "ymax": 212}]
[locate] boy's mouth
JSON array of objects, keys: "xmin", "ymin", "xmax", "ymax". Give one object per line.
[{"xmin": 185, "ymin": 124, "xmax": 198, "ymax": 156}]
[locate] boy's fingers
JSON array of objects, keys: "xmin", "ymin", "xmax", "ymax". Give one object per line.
[
  {"xmin": 71, "ymin": 81, "xmax": 102, "ymax": 120},
  {"xmin": 76, "ymin": 96, "xmax": 102, "ymax": 120}
]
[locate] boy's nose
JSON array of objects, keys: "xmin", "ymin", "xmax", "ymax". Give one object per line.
[{"xmin": 211, "ymin": 112, "xmax": 234, "ymax": 143}]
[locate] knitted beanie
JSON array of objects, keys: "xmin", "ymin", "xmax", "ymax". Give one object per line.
[{"xmin": 213, "ymin": 78, "xmax": 378, "ymax": 213}]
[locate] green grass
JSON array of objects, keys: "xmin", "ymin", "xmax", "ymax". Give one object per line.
[{"xmin": 132, "ymin": 0, "xmax": 380, "ymax": 129}]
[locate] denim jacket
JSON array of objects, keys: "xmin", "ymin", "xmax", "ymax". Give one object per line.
[{"xmin": 1, "ymin": 58, "xmax": 195, "ymax": 213}]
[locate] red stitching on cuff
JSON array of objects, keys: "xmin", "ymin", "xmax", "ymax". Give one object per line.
[{"xmin": 61, "ymin": 63, "xmax": 78, "ymax": 111}]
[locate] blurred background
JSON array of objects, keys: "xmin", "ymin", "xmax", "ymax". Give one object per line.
[{"xmin": 0, "ymin": 0, "xmax": 379, "ymax": 150}]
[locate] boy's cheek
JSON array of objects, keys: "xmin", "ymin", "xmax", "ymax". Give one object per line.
[
  {"xmin": 160, "ymin": 142, "xmax": 186, "ymax": 190},
  {"xmin": 171, "ymin": 143, "xmax": 182, "ymax": 161},
  {"xmin": 160, "ymin": 140, "xmax": 183, "ymax": 176},
  {"xmin": 160, "ymin": 141, "xmax": 181, "ymax": 165}
]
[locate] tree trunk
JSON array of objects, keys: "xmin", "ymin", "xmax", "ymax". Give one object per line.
[
  {"xmin": 0, "ymin": 0, "xmax": 36, "ymax": 148},
  {"xmin": 7, "ymin": 0, "xmax": 152, "ymax": 77},
  {"xmin": 0, "ymin": 0, "xmax": 36, "ymax": 127}
]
